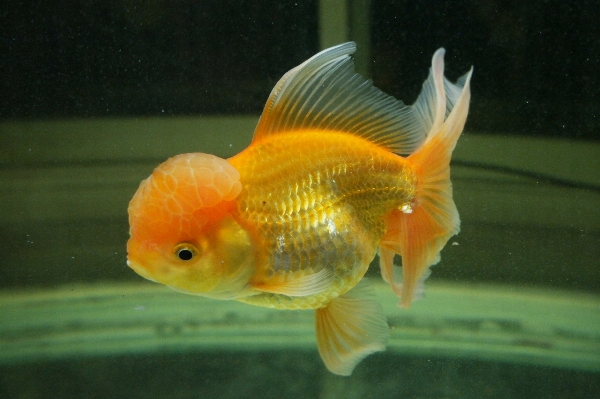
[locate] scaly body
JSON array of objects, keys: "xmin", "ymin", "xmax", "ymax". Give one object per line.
[
  {"xmin": 231, "ymin": 130, "xmax": 416, "ymax": 310},
  {"xmin": 127, "ymin": 42, "xmax": 473, "ymax": 375}
]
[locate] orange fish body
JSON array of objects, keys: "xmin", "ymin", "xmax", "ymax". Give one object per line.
[{"xmin": 127, "ymin": 42, "xmax": 473, "ymax": 375}]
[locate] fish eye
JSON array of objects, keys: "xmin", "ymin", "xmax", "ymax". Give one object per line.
[{"xmin": 174, "ymin": 243, "xmax": 198, "ymax": 261}]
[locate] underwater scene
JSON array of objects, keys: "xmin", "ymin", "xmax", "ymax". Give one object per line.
[{"xmin": 1, "ymin": 1, "xmax": 598, "ymax": 398}]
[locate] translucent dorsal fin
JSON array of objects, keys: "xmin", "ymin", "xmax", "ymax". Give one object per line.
[
  {"xmin": 253, "ymin": 42, "xmax": 450, "ymax": 155},
  {"xmin": 413, "ymin": 48, "xmax": 446, "ymax": 142}
]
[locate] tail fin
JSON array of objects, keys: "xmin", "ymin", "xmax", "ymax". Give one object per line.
[{"xmin": 380, "ymin": 49, "xmax": 473, "ymax": 308}]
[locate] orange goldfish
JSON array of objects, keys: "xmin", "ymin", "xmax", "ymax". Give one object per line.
[{"xmin": 127, "ymin": 42, "xmax": 472, "ymax": 375}]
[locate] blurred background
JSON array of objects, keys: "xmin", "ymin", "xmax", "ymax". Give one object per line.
[
  {"xmin": 2, "ymin": 0, "xmax": 598, "ymax": 139},
  {"xmin": 1, "ymin": 1, "xmax": 598, "ymax": 398}
]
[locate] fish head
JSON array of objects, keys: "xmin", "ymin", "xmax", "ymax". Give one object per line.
[{"xmin": 127, "ymin": 153, "xmax": 254, "ymax": 298}]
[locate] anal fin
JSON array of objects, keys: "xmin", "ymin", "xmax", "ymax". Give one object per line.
[
  {"xmin": 315, "ymin": 281, "xmax": 389, "ymax": 376},
  {"xmin": 378, "ymin": 246, "xmax": 403, "ymax": 297},
  {"xmin": 379, "ymin": 246, "xmax": 432, "ymax": 304}
]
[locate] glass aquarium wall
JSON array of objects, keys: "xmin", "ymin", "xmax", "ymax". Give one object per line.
[{"xmin": 1, "ymin": 1, "xmax": 598, "ymax": 398}]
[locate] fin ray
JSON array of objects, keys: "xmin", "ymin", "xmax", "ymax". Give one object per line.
[
  {"xmin": 253, "ymin": 268, "xmax": 334, "ymax": 297},
  {"xmin": 254, "ymin": 42, "xmax": 439, "ymax": 155},
  {"xmin": 381, "ymin": 51, "xmax": 473, "ymax": 308},
  {"xmin": 378, "ymin": 246, "xmax": 402, "ymax": 297},
  {"xmin": 315, "ymin": 280, "xmax": 389, "ymax": 376}
]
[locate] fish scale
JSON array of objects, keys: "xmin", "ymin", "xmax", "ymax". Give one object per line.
[{"xmin": 229, "ymin": 130, "xmax": 417, "ymax": 309}]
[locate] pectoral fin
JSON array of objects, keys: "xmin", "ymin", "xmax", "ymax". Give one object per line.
[
  {"xmin": 315, "ymin": 280, "xmax": 389, "ymax": 376},
  {"xmin": 252, "ymin": 268, "xmax": 334, "ymax": 297}
]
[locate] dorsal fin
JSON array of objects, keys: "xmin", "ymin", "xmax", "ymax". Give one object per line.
[{"xmin": 252, "ymin": 42, "xmax": 462, "ymax": 156}]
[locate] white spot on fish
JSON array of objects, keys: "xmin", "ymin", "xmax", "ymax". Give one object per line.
[
  {"xmin": 276, "ymin": 235, "xmax": 285, "ymax": 252},
  {"xmin": 401, "ymin": 203, "xmax": 413, "ymax": 214},
  {"xmin": 327, "ymin": 219, "xmax": 337, "ymax": 236},
  {"xmin": 330, "ymin": 179, "xmax": 338, "ymax": 192}
]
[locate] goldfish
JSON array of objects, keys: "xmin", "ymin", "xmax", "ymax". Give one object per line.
[{"xmin": 127, "ymin": 42, "xmax": 473, "ymax": 375}]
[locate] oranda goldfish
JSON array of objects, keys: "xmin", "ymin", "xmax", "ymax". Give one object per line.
[{"xmin": 127, "ymin": 42, "xmax": 473, "ymax": 376}]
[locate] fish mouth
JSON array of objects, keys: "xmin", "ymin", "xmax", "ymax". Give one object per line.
[{"xmin": 126, "ymin": 257, "xmax": 158, "ymax": 283}]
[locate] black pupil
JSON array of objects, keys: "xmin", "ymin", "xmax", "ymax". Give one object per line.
[{"xmin": 177, "ymin": 249, "xmax": 193, "ymax": 261}]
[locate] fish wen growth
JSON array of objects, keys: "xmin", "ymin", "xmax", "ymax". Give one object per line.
[{"xmin": 127, "ymin": 42, "xmax": 473, "ymax": 375}]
